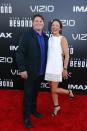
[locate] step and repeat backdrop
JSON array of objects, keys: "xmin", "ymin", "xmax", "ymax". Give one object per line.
[{"xmin": 0, "ymin": 0, "xmax": 87, "ymax": 94}]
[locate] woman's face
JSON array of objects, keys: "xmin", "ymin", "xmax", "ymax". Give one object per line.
[{"xmin": 51, "ymin": 21, "xmax": 61, "ymax": 35}]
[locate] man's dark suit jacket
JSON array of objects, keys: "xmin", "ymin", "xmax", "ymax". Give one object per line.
[{"xmin": 16, "ymin": 28, "xmax": 48, "ymax": 80}]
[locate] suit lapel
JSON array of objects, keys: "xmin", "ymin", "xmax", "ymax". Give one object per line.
[{"xmin": 31, "ymin": 28, "xmax": 41, "ymax": 49}]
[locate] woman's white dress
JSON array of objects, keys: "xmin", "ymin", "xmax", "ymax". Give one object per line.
[{"xmin": 45, "ymin": 35, "xmax": 63, "ymax": 82}]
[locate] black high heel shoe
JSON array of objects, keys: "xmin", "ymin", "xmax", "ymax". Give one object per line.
[
  {"xmin": 51, "ymin": 105, "xmax": 60, "ymax": 117},
  {"xmin": 68, "ymin": 89, "xmax": 74, "ymax": 98}
]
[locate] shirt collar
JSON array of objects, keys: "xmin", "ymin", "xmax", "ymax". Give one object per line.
[{"xmin": 33, "ymin": 29, "xmax": 43, "ymax": 36}]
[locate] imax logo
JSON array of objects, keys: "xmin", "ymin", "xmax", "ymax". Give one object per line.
[
  {"xmin": 30, "ymin": 5, "xmax": 54, "ymax": 12},
  {"xmin": 0, "ymin": 32, "xmax": 12, "ymax": 38},
  {"xmin": 73, "ymin": 6, "xmax": 87, "ymax": 12},
  {"xmin": 68, "ymin": 84, "xmax": 87, "ymax": 90}
]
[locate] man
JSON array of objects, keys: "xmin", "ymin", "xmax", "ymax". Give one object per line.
[{"xmin": 16, "ymin": 14, "xmax": 48, "ymax": 128}]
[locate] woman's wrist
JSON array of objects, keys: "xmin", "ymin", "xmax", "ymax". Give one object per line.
[{"xmin": 63, "ymin": 67, "xmax": 67, "ymax": 71}]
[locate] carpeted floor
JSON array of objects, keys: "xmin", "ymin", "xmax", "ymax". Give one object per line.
[{"xmin": 0, "ymin": 90, "xmax": 87, "ymax": 131}]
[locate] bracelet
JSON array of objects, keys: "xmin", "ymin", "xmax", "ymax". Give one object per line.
[{"xmin": 64, "ymin": 68, "xmax": 67, "ymax": 70}]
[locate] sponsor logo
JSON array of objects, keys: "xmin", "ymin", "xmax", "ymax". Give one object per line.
[
  {"xmin": 10, "ymin": 69, "xmax": 20, "ymax": 75},
  {"xmin": 0, "ymin": 78, "xmax": 13, "ymax": 87},
  {"xmin": 68, "ymin": 84, "xmax": 87, "ymax": 90},
  {"xmin": 29, "ymin": 5, "xmax": 54, "ymax": 12},
  {"xmin": 73, "ymin": 6, "xmax": 87, "ymax": 12},
  {"xmin": 0, "ymin": 3, "xmax": 12, "ymax": 13},
  {"xmin": 60, "ymin": 19, "xmax": 75, "ymax": 27},
  {"xmin": 70, "ymin": 58, "xmax": 87, "ymax": 68},
  {"xmin": 9, "ymin": 17, "xmax": 32, "ymax": 27},
  {"xmin": 41, "ymin": 82, "xmax": 50, "ymax": 88},
  {"xmin": 72, "ymin": 34, "xmax": 87, "ymax": 40},
  {"xmin": 10, "ymin": 45, "xmax": 19, "ymax": 51},
  {"xmin": 0, "ymin": 32, "xmax": 12, "ymax": 38},
  {"xmin": 0, "ymin": 57, "xmax": 13, "ymax": 63},
  {"xmin": 69, "ymin": 47, "xmax": 74, "ymax": 55},
  {"xmin": 45, "ymin": 31, "xmax": 52, "ymax": 37}
]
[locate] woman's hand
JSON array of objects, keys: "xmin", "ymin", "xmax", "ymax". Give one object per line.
[{"xmin": 62, "ymin": 69, "xmax": 69, "ymax": 80}]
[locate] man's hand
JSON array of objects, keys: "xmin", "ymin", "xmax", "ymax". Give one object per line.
[{"xmin": 19, "ymin": 71, "xmax": 28, "ymax": 80}]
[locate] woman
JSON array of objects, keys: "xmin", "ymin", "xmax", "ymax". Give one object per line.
[{"xmin": 45, "ymin": 19, "xmax": 74, "ymax": 117}]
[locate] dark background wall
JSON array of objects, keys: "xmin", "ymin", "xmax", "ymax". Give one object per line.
[{"xmin": 0, "ymin": 0, "xmax": 87, "ymax": 94}]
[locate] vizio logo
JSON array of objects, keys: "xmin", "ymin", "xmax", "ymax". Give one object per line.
[{"xmin": 29, "ymin": 5, "xmax": 54, "ymax": 12}]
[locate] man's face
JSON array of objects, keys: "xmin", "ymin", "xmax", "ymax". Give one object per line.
[{"xmin": 32, "ymin": 17, "xmax": 44, "ymax": 32}]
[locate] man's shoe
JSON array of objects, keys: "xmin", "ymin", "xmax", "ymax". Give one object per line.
[
  {"xmin": 24, "ymin": 119, "xmax": 32, "ymax": 128},
  {"xmin": 32, "ymin": 111, "xmax": 43, "ymax": 118}
]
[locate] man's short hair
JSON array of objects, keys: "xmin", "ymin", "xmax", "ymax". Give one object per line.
[{"xmin": 32, "ymin": 14, "xmax": 44, "ymax": 21}]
